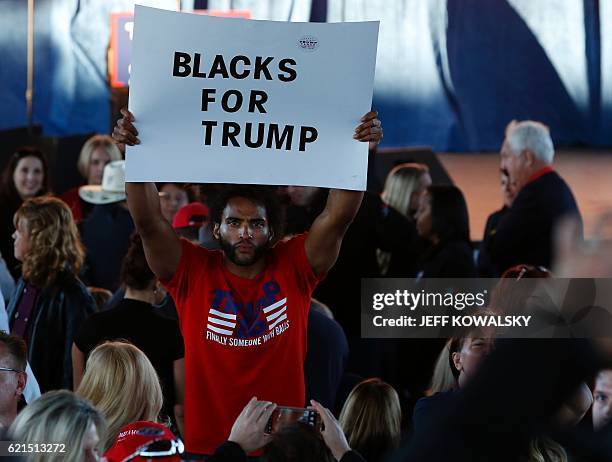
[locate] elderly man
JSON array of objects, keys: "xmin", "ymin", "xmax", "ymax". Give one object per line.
[
  {"xmin": 488, "ymin": 120, "xmax": 581, "ymax": 275},
  {"xmin": 0, "ymin": 331, "xmax": 27, "ymax": 429}
]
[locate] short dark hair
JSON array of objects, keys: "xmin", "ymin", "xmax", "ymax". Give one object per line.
[
  {"xmin": 427, "ymin": 185, "xmax": 471, "ymax": 244},
  {"xmin": 209, "ymin": 185, "xmax": 284, "ymax": 243},
  {"xmin": 262, "ymin": 423, "xmax": 334, "ymax": 462},
  {"xmin": 120, "ymin": 233, "xmax": 155, "ymax": 290},
  {"xmin": 0, "ymin": 331, "xmax": 27, "ymax": 372}
]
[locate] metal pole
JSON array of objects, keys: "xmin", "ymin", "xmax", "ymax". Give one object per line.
[{"xmin": 26, "ymin": 0, "xmax": 34, "ymax": 134}]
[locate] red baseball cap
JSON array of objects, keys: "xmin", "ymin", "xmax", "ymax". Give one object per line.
[
  {"xmin": 172, "ymin": 202, "xmax": 209, "ymax": 229},
  {"xmin": 104, "ymin": 421, "xmax": 183, "ymax": 462}
]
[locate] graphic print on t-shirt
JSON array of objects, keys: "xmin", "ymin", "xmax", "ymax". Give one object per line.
[{"xmin": 204, "ymin": 279, "xmax": 291, "ymax": 347}]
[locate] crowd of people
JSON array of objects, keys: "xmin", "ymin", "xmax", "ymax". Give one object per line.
[{"xmin": 0, "ymin": 108, "xmax": 612, "ymax": 462}]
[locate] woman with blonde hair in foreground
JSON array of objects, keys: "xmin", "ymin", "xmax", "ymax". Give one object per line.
[
  {"xmin": 9, "ymin": 389, "xmax": 106, "ymax": 462},
  {"xmin": 338, "ymin": 378, "xmax": 401, "ymax": 462},
  {"xmin": 76, "ymin": 341, "xmax": 163, "ymax": 451}
]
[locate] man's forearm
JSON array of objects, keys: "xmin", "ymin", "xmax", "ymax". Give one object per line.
[
  {"xmin": 324, "ymin": 189, "xmax": 364, "ymax": 232},
  {"xmin": 126, "ymin": 182, "xmax": 164, "ymax": 234}
]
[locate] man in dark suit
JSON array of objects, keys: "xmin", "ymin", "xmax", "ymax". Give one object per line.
[{"xmin": 488, "ymin": 120, "xmax": 581, "ymax": 275}]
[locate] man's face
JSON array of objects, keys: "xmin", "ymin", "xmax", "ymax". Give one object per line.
[
  {"xmin": 0, "ymin": 344, "xmax": 26, "ymax": 425},
  {"xmin": 500, "ymin": 139, "xmax": 531, "ymax": 193},
  {"xmin": 500, "ymin": 171, "xmax": 517, "ymax": 208},
  {"xmin": 452, "ymin": 336, "xmax": 493, "ymax": 387},
  {"xmin": 593, "ymin": 370, "xmax": 612, "ymax": 430},
  {"xmin": 214, "ymin": 197, "xmax": 272, "ymax": 267}
]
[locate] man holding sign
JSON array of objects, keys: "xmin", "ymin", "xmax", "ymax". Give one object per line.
[
  {"xmin": 113, "ymin": 108, "xmax": 381, "ymax": 454},
  {"xmin": 113, "ymin": 6, "xmax": 380, "ymax": 455}
]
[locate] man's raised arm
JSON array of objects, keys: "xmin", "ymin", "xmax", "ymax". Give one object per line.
[
  {"xmin": 305, "ymin": 111, "xmax": 382, "ymax": 276},
  {"xmin": 113, "ymin": 109, "xmax": 181, "ymax": 281}
]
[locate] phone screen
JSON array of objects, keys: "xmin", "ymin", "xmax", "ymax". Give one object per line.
[{"xmin": 265, "ymin": 407, "xmax": 322, "ymax": 434}]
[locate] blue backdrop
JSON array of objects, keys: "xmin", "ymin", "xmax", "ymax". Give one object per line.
[{"xmin": 1, "ymin": 0, "xmax": 610, "ymax": 151}]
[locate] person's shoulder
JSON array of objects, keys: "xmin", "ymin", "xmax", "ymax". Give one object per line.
[
  {"xmin": 179, "ymin": 237, "xmax": 217, "ymax": 261},
  {"xmin": 486, "ymin": 207, "xmax": 507, "ymax": 225},
  {"xmin": 79, "ymin": 306, "xmax": 112, "ymax": 327},
  {"xmin": 52, "ymin": 273, "xmax": 96, "ymax": 308},
  {"xmin": 525, "ymin": 170, "xmax": 568, "ymax": 194},
  {"xmin": 546, "ymin": 171, "xmax": 577, "ymax": 202},
  {"xmin": 147, "ymin": 307, "xmax": 181, "ymax": 329},
  {"xmin": 523, "ymin": 171, "xmax": 577, "ymax": 210},
  {"xmin": 172, "ymin": 238, "xmax": 221, "ymax": 282},
  {"xmin": 271, "ymin": 233, "xmax": 308, "ymax": 257},
  {"xmin": 50, "ymin": 271, "xmax": 87, "ymax": 292},
  {"xmin": 308, "ymin": 308, "xmax": 345, "ymax": 338},
  {"xmin": 414, "ymin": 390, "xmax": 458, "ymax": 417}
]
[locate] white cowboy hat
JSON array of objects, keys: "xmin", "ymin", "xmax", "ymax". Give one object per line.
[{"xmin": 79, "ymin": 160, "xmax": 126, "ymax": 205}]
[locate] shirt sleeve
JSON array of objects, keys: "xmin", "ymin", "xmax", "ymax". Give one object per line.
[
  {"xmin": 73, "ymin": 314, "xmax": 97, "ymax": 355},
  {"xmin": 274, "ymin": 233, "xmax": 324, "ymax": 297},
  {"xmin": 160, "ymin": 239, "xmax": 211, "ymax": 316}
]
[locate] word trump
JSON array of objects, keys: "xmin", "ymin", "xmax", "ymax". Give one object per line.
[{"xmin": 171, "ymin": 51, "xmax": 319, "ymax": 152}]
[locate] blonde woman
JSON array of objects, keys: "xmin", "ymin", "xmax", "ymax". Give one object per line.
[
  {"xmin": 60, "ymin": 135, "xmax": 122, "ymax": 222},
  {"xmin": 377, "ymin": 163, "xmax": 431, "ymax": 276},
  {"xmin": 9, "ymin": 390, "xmax": 106, "ymax": 462},
  {"xmin": 338, "ymin": 378, "xmax": 401, "ymax": 462},
  {"xmin": 77, "ymin": 341, "xmax": 163, "ymax": 451},
  {"xmin": 6, "ymin": 197, "xmax": 96, "ymax": 392},
  {"xmin": 381, "ymin": 163, "xmax": 431, "ymax": 219},
  {"xmin": 424, "ymin": 339, "xmax": 457, "ymax": 396}
]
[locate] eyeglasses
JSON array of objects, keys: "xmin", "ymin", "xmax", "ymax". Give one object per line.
[
  {"xmin": 514, "ymin": 265, "xmax": 550, "ymax": 281},
  {"xmin": 0, "ymin": 367, "xmax": 24, "ymax": 373},
  {"xmin": 122, "ymin": 439, "xmax": 184, "ymax": 462}
]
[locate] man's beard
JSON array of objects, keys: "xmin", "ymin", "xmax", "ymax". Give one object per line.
[{"xmin": 218, "ymin": 236, "xmax": 270, "ymax": 266}]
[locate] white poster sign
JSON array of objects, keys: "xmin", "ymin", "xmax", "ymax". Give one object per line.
[{"xmin": 126, "ymin": 5, "xmax": 379, "ymax": 190}]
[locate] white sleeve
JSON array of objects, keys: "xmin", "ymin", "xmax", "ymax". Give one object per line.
[
  {"xmin": 0, "ymin": 296, "xmax": 42, "ymax": 403},
  {"xmin": 23, "ymin": 363, "xmax": 42, "ymax": 403},
  {"xmin": 0, "ymin": 296, "xmax": 8, "ymax": 332}
]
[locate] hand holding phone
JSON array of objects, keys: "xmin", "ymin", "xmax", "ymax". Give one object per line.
[
  {"xmin": 228, "ymin": 397, "xmax": 276, "ymax": 453},
  {"xmin": 310, "ymin": 400, "xmax": 351, "ymax": 461},
  {"xmin": 265, "ymin": 406, "xmax": 322, "ymax": 434}
]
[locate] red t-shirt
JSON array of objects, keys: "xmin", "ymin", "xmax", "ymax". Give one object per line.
[{"xmin": 162, "ymin": 233, "xmax": 322, "ymax": 454}]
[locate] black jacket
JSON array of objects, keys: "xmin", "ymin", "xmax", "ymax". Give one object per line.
[
  {"xmin": 80, "ymin": 203, "xmax": 135, "ymax": 291},
  {"xmin": 477, "ymin": 206, "xmax": 508, "ymax": 277},
  {"xmin": 488, "ymin": 170, "xmax": 581, "ymax": 275},
  {"xmin": 7, "ymin": 271, "xmax": 96, "ymax": 391},
  {"xmin": 417, "ymin": 239, "xmax": 476, "ymax": 279}
]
